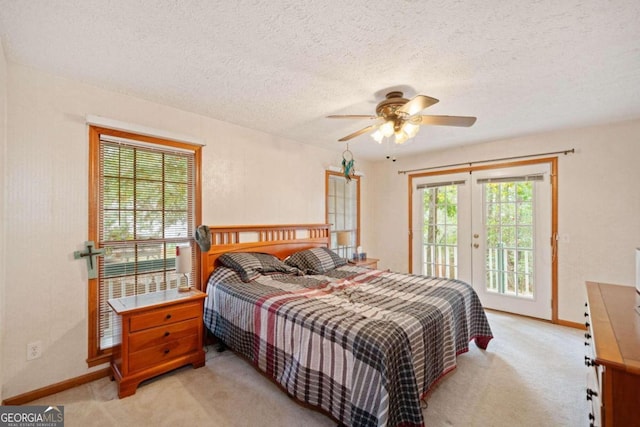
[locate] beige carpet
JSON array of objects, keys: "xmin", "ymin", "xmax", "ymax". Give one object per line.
[{"xmin": 29, "ymin": 311, "xmax": 588, "ymax": 426}]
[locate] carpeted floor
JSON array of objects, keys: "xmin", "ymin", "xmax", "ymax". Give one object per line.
[{"xmin": 29, "ymin": 310, "xmax": 588, "ymax": 426}]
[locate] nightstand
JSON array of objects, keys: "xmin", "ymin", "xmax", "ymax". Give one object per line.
[
  {"xmin": 351, "ymin": 258, "xmax": 379, "ymax": 269},
  {"xmin": 108, "ymin": 288, "xmax": 207, "ymax": 398}
]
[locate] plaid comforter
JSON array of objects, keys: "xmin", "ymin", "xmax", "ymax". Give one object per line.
[{"xmin": 204, "ymin": 265, "xmax": 493, "ymax": 427}]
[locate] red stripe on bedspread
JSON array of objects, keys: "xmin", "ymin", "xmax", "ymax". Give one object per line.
[
  {"xmin": 253, "ymin": 292, "xmax": 296, "ymax": 377},
  {"xmin": 253, "ymin": 282, "xmax": 359, "ymax": 377}
]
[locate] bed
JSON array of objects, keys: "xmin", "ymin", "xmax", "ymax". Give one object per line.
[{"xmin": 200, "ymin": 224, "xmax": 493, "ymax": 427}]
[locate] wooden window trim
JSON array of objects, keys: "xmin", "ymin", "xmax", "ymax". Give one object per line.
[{"xmin": 87, "ymin": 126, "xmax": 202, "ymax": 367}]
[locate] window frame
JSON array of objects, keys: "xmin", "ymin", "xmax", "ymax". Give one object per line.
[
  {"xmin": 325, "ymin": 170, "xmax": 361, "ymax": 258},
  {"xmin": 87, "ymin": 125, "xmax": 202, "ymax": 367}
]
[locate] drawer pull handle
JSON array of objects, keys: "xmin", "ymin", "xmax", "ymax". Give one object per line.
[
  {"xmin": 164, "ymin": 349, "xmax": 170, "ymax": 355},
  {"xmin": 584, "ymin": 356, "xmax": 596, "ymax": 367},
  {"xmin": 164, "ymin": 331, "xmax": 170, "ymax": 337},
  {"xmin": 584, "ymin": 341, "xmax": 590, "ymax": 346},
  {"xmin": 584, "ymin": 332, "xmax": 591, "ymax": 339},
  {"xmin": 586, "ymin": 388, "xmax": 598, "ymax": 401},
  {"xmin": 585, "ymin": 321, "xmax": 590, "ymax": 328},
  {"xmin": 584, "ymin": 312, "xmax": 589, "ymax": 317},
  {"xmin": 589, "ymin": 413, "xmax": 595, "ymax": 421},
  {"xmin": 165, "ymin": 314, "xmax": 172, "ymax": 320}
]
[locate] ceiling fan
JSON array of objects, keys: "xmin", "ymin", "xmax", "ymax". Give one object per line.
[{"xmin": 328, "ymin": 91, "xmax": 476, "ymax": 145}]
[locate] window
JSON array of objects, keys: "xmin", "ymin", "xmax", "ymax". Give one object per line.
[
  {"xmin": 325, "ymin": 171, "xmax": 360, "ymax": 259},
  {"xmin": 421, "ymin": 183, "xmax": 460, "ymax": 279},
  {"xmin": 87, "ymin": 126, "xmax": 201, "ymax": 366},
  {"xmin": 481, "ymin": 178, "xmax": 537, "ymax": 298}
]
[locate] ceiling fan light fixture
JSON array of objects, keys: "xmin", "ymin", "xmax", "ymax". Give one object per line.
[
  {"xmin": 394, "ymin": 131, "xmax": 409, "ymax": 145},
  {"xmin": 402, "ymin": 122, "xmax": 420, "ymax": 138},
  {"xmin": 371, "ymin": 129, "xmax": 384, "ymax": 143},
  {"xmin": 380, "ymin": 120, "xmax": 395, "ymax": 138}
]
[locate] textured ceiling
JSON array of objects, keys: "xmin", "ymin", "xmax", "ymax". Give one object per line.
[{"xmin": 1, "ymin": 0, "xmax": 639, "ymax": 160}]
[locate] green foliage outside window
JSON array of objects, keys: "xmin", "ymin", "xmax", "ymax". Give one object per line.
[
  {"xmin": 423, "ymin": 185, "xmax": 458, "ymax": 278},
  {"xmin": 422, "ymin": 180, "xmax": 535, "ymax": 296},
  {"xmin": 485, "ymin": 182, "xmax": 534, "ymax": 297}
]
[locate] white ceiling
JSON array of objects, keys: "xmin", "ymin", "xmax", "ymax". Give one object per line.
[{"xmin": 1, "ymin": 0, "xmax": 639, "ymax": 161}]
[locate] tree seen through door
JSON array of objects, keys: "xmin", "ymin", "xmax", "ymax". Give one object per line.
[{"xmin": 422, "ymin": 185, "xmax": 458, "ymax": 279}]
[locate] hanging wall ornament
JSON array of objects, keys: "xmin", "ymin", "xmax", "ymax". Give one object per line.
[{"xmin": 341, "ymin": 144, "xmax": 355, "ymax": 181}]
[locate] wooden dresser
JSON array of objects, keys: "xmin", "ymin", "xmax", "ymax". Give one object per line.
[
  {"xmin": 108, "ymin": 288, "xmax": 207, "ymax": 398},
  {"xmin": 584, "ymin": 282, "xmax": 640, "ymax": 427}
]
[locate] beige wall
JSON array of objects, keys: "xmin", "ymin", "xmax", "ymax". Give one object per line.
[
  {"xmin": 370, "ymin": 119, "xmax": 640, "ymax": 324},
  {"xmin": 1, "ymin": 63, "xmax": 373, "ymax": 399},
  {"xmin": 0, "ymin": 39, "xmax": 7, "ymax": 402}
]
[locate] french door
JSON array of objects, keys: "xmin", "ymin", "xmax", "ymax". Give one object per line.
[{"xmin": 412, "ymin": 164, "xmax": 552, "ymax": 320}]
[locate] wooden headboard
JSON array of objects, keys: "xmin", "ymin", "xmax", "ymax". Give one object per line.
[{"xmin": 199, "ymin": 224, "xmax": 330, "ymax": 289}]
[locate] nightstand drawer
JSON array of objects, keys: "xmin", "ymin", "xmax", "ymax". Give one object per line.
[
  {"xmin": 129, "ymin": 318, "xmax": 200, "ymax": 353},
  {"xmin": 129, "ymin": 302, "xmax": 201, "ymax": 332},
  {"xmin": 129, "ymin": 334, "xmax": 199, "ymax": 372}
]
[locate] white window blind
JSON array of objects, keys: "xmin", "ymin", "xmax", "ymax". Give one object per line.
[
  {"xmin": 476, "ymin": 174, "xmax": 544, "ymax": 184},
  {"xmin": 416, "ymin": 179, "xmax": 466, "ymax": 190},
  {"xmin": 98, "ymin": 138, "xmax": 196, "ymax": 349}
]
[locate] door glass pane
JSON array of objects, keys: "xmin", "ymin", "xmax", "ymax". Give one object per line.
[
  {"xmin": 422, "ymin": 185, "xmax": 458, "ymax": 279},
  {"xmin": 484, "ymin": 182, "xmax": 535, "ymax": 298},
  {"xmin": 328, "ymin": 174, "xmax": 359, "ymax": 259}
]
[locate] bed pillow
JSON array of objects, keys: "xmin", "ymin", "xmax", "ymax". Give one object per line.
[
  {"xmin": 218, "ymin": 252, "xmax": 302, "ymax": 282},
  {"xmin": 285, "ymin": 247, "xmax": 347, "ymax": 274}
]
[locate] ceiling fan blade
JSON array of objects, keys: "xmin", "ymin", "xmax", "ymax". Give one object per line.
[
  {"xmin": 338, "ymin": 124, "xmax": 379, "ymax": 142},
  {"xmin": 419, "ymin": 115, "xmax": 477, "ymax": 127},
  {"xmin": 397, "ymin": 95, "xmax": 439, "ymax": 116},
  {"xmin": 327, "ymin": 115, "xmax": 378, "ymax": 120}
]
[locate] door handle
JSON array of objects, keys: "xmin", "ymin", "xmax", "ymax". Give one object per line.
[{"xmin": 473, "ymin": 243, "xmax": 479, "ymax": 248}]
